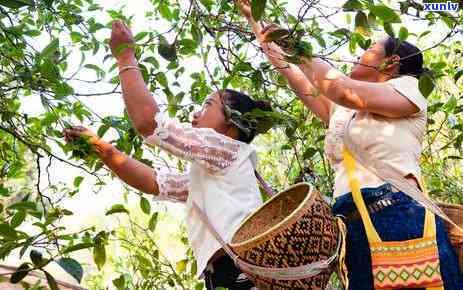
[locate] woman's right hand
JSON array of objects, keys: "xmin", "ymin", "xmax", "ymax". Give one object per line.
[
  {"xmin": 236, "ymin": 0, "xmax": 252, "ymax": 20},
  {"xmin": 63, "ymin": 126, "xmax": 99, "ymax": 145},
  {"xmin": 260, "ymin": 24, "xmax": 288, "ymax": 43}
]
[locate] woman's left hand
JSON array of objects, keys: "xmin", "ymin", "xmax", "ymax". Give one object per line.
[{"xmin": 63, "ymin": 126, "xmax": 99, "ymax": 145}]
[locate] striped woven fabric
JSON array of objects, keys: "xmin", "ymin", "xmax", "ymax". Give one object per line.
[{"xmin": 370, "ymin": 236, "xmax": 443, "ymax": 289}]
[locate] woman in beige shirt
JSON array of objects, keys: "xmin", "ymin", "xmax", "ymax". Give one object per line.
[{"xmin": 237, "ymin": 1, "xmax": 462, "ymax": 289}]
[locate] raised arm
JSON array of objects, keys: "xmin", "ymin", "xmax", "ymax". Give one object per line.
[
  {"xmin": 236, "ymin": 1, "xmax": 332, "ymax": 124},
  {"xmin": 295, "ymin": 56, "xmax": 420, "ymax": 118},
  {"xmin": 63, "ymin": 126, "xmax": 188, "ymax": 203},
  {"xmin": 110, "ymin": 20, "xmax": 158, "ymax": 137}
]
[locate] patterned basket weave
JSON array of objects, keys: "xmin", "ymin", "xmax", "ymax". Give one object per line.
[{"xmin": 230, "ymin": 183, "xmax": 339, "ymax": 290}]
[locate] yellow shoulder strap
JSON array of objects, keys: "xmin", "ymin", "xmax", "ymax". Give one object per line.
[
  {"xmin": 343, "ymin": 148, "xmax": 381, "ymax": 242},
  {"xmin": 420, "ymin": 177, "xmax": 437, "ymax": 237},
  {"xmin": 344, "ymin": 148, "xmax": 437, "ymax": 240}
]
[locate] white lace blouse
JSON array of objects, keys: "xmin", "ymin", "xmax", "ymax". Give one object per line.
[{"xmin": 143, "ymin": 113, "xmax": 263, "ymax": 276}]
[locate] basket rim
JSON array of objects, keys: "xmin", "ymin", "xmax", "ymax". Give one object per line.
[
  {"xmin": 229, "ymin": 182, "xmax": 314, "ymax": 248},
  {"xmin": 438, "ymin": 202, "xmax": 463, "ymax": 209}
]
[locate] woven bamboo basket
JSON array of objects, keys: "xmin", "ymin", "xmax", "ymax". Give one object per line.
[
  {"xmin": 439, "ymin": 203, "xmax": 463, "ymax": 269},
  {"xmin": 230, "ymin": 183, "xmax": 339, "ymax": 290}
]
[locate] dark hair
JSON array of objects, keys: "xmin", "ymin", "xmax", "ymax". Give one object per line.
[
  {"xmin": 220, "ymin": 89, "xmax": 272, "ymax": 143},
  {"xmin": 384, "ymin": 37, "xmax": 428, "ymax": 78}
]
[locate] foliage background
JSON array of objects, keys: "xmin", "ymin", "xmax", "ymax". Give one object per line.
[{"xmin": 0, "ymin": 0, "xmax": 462, "ymax": 289}]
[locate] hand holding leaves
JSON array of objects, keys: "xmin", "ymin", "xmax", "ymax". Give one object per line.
[
  {"xmin": 110, "ymin": 20, "xmax": 135, "ymax": 60},
  {"xmin": 261, "ymin": 24, "xmax": 313, "ymax": 64},
  {"xmin": 63, "ymin": 126, "xmax": 98, "ymax": 144},
  {"xmin": 63, "ymin": 126, "xmax": 100, "ymax": 159},
  {"xmin": 235, "ymin": 0, "xmax": 252, "ymax": 20}
]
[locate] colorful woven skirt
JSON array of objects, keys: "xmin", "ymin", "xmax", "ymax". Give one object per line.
[{"xmin": 332, "ymin": 183, "xmax": 463, "ymax": 290}]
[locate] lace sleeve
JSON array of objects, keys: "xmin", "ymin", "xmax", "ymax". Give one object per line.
[
  {"xmin": 155, "ymin": 168, "xmax": 189, "ymax": 203},
  {"xmin": 143, "ymin": 112, "xmax": 242, "ymax": 174}
]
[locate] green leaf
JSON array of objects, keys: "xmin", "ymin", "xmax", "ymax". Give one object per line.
[
  {"xmin": 0, "ymin": 185, "xmax": 9, "ymax": 197},
  {"xmin": 296, "ymin": 41, "xmax": 313, "ymax": 58},
  {"xmin": 175, "ymin": 259, "xmax": 188, "ymax": 273},
  {"xmin": 383, "ymin": 22, "xmax": 395, "ymax": 37},
  {"xmin": 136, "ymin": 254, "xmax": 152, "ymax": 268},
  {"xmin": 70, "ymin": 32, "xmax": 83, "ymax": 42},
  {"xmin": 251, "ymin": 71, "xmax": 263, "ymax": 90},
  {"xmin": 62, "ymin": 242, "xmax": 94, "ymax": 254},
  {"xmin": 93, "ymin": 232, "xmax": 106, "ymax": 270},
  {"xmin": 354, "ymin": 11, "xmax": 369, "ymax": 35},
  {"xmin": 73, "ymin": 176, "xmax": 84, "ymax": 188},
  {"xmin": 84, "ymin": 64, "xmax": 105, "ymax": 79},
  {"xmin": 156, "ymin": 72, "xmax": 169, "ymax": 88},
  {"xmin": 398, "ymin": 27, "xmax": 408, "ymax": 41},
  {"xmin": 44, "ymin": 271, "xmax": 59, "ymax": 290},
  {"xmin": 358, "ymin": 38, "xmax": 371, "ymax": 50},
  {"xmin": 97, "ymin": 124, "xmax": 110, "ymax": 138},
  {"xmin": 443, "ymin": 96, "xmax": 457, "ymax": 113},
  {"xmin": 0, "ymin": 0, "xmax": 34, "ymax": 9},
  {"xmin": 342, "ymin": 0, "xmax": 363, "ymax": 11},
  {"xmin": 30, "ymin": 250, "xmax": 44, "ymax": 266},
  {"xmin": 441, "ymin": 15, "xmax": 455, "ymax": 29},
  {"xmin": 303, "ymin": 147, "xmax": 318, "ymax": 159},
  {"xmin": 140, "ymin": 196, "xmax": 151, "ymax": 215},
  {"xmin": 159, "ymin": 3, "xmax": 172, "ymax": 20},
  {"xmin": 199, "ymin": 0, "xmax": 213, "ymax": 11},
  {"xmin": 370, "ymin": 5, "xmax": 401, "ymax": 23},
  {"xmin": 10, "ymin": 263, "xmax": 30, "ymax": 284},
  {"xmin": 158, "ymin": 41, "xmax": 177, "ymax": 62},
  {"xmin": 112, "ymin": 274, "xmax": 126, "ymax": 290},
  {"xmin": 349, "ymin": 33, "xmax": 358, "ymax": 54},
  {"xmin": 148, "ymin": 212, "xmax": 158, "ymax": 232},
  {"xmin": 10, "ymin": 210, "xmax": 26, "ymax": 228},
  {"xmin": 367, "ymin": 13, "xmax": 377, "ymax": 28},
  {"xmin": 419, "ymin": 30, "xmax": 431, "ymax": 40},
  {"xmin": 251, "ymin": 0, "xmax": 266, "ymax": 22},
  {"xmin": 418, "ymin": 74, "xmax": 434, "ymax": 98},
  {"xmin": 41, "ymin": 38, "xmax": 59, "ymax": 59},
  {"xmin": 56, "ymin": 257, "xmax": 83, "ymax": 283},
  {"xmin": 20, "ymin": 237, "xmax": 35, "ymax": 258},
  {"xmin": 8, "ymin": 201, "xmax": 36, "ymax": 211},
  {"xmin": 190, "ymin": 259, "xmax": 197, "ymax": 276},
  {"xmin": 105, "ymin": 204, "xmax": 129, "ymax": 215},
  {"xmin": 134, "ymin": 32, "xmax": 149, "ymax": 42},
  {"xmin": 54, "ymin": 82, "xmax": 74, "ymax": 97},
  {"xmin": 179, "ymin": 38, "xmax": 197, "ymax": 54},
  {"xmin": 0, "ymin": 223, "xmax": 17, "ymax": 239},
  {"xmin": 195, "ymin": 282, "xmax": 205, "ymax": 290},
  {"xmin": 454, "ymin": 69, "xmax": 463, "ymax": 83},
  {"xmin": 191, "ymin": 24, "xmax": 203, "ymax": 43}
]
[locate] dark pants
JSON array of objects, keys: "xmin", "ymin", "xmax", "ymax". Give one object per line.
[
  {"xmin": 203, "ymin": 255, "xmax": 255, "ymax": 290},
  {"xmin": 332, "ymin": 183, "xmax": 463, "ymax": 290}
]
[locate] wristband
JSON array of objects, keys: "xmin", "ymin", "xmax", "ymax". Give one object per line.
[{"xmin": 119, "ymin": 65, "xmax": 140, "ymax": 74}]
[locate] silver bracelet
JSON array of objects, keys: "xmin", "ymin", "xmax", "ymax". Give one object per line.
[{"xmin": 119, "ymin": 65, "xmax": 140, "ymax": 74}]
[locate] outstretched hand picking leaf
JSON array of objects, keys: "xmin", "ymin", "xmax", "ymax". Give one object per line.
[{"xmin": 261, "ymin": 25, "xmax": 313, "ymax": 64}]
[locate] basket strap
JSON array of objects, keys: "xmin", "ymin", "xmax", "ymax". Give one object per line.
[
  {"xmin": 254, "ymin": 170, "xmax": 275, "ymax": 197},
  {"xmin": 343, "ymin": 148, "xmax": 382, "ymax": 242},
  {"xmin": 191, "ymin": 201, "xmax": 341, "ymax": 280},
  {"xmin": 342, "ymin": 112, "xmax": 463, "ymax": 235}
]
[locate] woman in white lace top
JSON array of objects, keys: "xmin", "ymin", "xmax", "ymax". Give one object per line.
[{"xmin": 63, "ymin": 20, "xmax": 273, "ymax": 290}]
